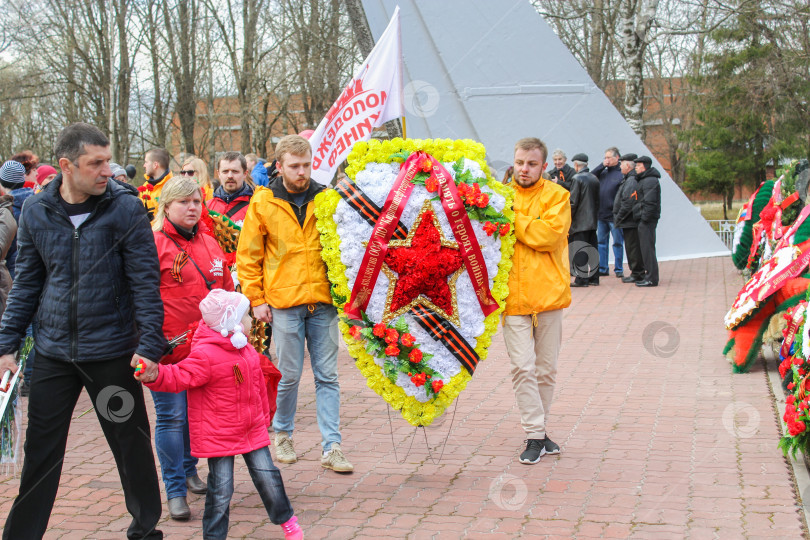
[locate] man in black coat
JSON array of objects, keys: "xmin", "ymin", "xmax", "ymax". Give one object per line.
[
  {"xmin": 568, "ymin": 153, "xmax": 600, "ymax": 287},
  {"xmin": 591, "ymin": 147, "xmax": 625, "ymax": 278},
  {"xmin": 613, "ymin": 153, "xmax": 646, "ymax": 283},
  {"xmin": 633, "ymin": 155, "xmax": 662, "ymax": 287},
  {"xmin": 0, "ymin": 123, "xmax": 166, "ymax": 539},
  {"xmin": 548, "ymin": 149, "xmax": 576, "ymax": 192}
]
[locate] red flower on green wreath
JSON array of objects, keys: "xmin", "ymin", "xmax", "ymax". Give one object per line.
[
  {"xmin": 341, "ymin": 311, "xmax": 444, "ymax": 399},
  {"xmin": 411, "ymin": 372, "xmax": 427, "ymax": 387},
  {"xmin": 385, "ymin": 328, "xmax": 399, "ymax": 344}
]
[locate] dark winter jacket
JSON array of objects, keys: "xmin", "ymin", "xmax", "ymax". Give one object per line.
[
  {"xmin": 0, "ymin": 176, "xmax": 167, "ymax": 362},
  {"xmin": 634, "ymin": 167, "xmax": 662, "ymax": 223},
  {"xmin": 569, "ymin": 168, "xmax": 600, "ymax": 234},
  {"xmin": 548, "ymin": 163, "xmax": 576, "ymax": 192},
  {"xmin": 613, "ymin": 171, "xmax": 640, "ymax": 229},
  {"xmin": 591, "ymin": 163, "xmax": 624, "ymax": 221},
  {"xmin": 5, "ymin": 186, "xmax": 34, "ymax": 279}
]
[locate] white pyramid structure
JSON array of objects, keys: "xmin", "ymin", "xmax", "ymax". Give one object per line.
[{"xmin": 361, "ymin": 0, "xmax": 729, "ymax": 261}]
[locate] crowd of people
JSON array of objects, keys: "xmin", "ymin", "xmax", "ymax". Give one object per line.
[
  {"xmin": 545, "ymin": 148, "xmax": 662, "ymax": 288},
  {"xmin": 0, "ymin": 122, "xmax": 662, "ymax": 539}
]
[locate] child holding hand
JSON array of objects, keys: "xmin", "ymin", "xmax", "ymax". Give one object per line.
[{"xmin": 137, "ymin": 289, "xmax": 302, "ymax": 540}]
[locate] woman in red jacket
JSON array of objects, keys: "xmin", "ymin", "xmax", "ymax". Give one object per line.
[{"xmin": 151, "ymin": 176, "xmax": 234, "ymax": 520}]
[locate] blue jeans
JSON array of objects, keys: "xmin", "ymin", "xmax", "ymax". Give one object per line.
[
  {"xmin": 150, "ymin": 389, "xmax": 198, "ymax": 499},
  {"xmin": 203, "ymin": 447, "xmax": 294, "ymax": 539},
  {"xmin": 597, "ymin": 219, "xmax": 624, "ymax": 274},
  {"xmin": 271, "ymin": 302, "xmax": 341, "ymax": 451}
]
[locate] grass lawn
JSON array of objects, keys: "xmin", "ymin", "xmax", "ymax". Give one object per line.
[{"xmin": 694, "ymin": 201, "xmax": 742, "ymax": 222}]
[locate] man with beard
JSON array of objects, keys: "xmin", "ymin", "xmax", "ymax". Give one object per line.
[
  {"xmin": 633, "ymin": 156, "xmax": 661, "ymax": 287},
  {"xmin": 236, "ymin": 134, "xmax": 353, "ymax": 473},
  {"xmin": 208, "ymin": 151, "xmax": 255, "ymax": 226},
  {"xmin": 613, "ymin": 153, "xmax": 646, "ymax": 283},
  {"xmin": 503, "ymin": 137, "xmax": 571, "ymax": 464}
]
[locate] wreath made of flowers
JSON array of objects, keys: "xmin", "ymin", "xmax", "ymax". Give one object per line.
[{"xmin": 314, "ymin": 138, "xmax": 515, "ymax": 426}]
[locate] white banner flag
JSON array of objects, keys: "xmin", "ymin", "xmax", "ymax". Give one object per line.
[{"xmin": 309, "ymin": 6, "xmax": 403, "ymax": 185}]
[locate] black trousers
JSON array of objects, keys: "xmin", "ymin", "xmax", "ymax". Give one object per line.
[
  {"xmin": 569, "ymin": 230, "xmax": 599, "ymax": 285},
  {"xmin": 638, "ymin": 220, "xmax": 659, "ymax": 285},
  {"xmin": 3, "ymin": 354, "xmax": 163, "ymax": 540},
  {"xmin": 621, "ymin": 227, "xmax": 646, "ymax": 280}
]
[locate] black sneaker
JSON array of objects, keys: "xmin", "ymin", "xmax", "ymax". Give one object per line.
[
  {"xmin": 519, "ymin": 439, "xmax": 546, "ymax": 464},
  {"xmin": 543, "ymin": 436, "xmax": 560, "ymax": 455},
  {"xmin": 598, "ymin": 270, "xmax": 609, "ymax": 277},
  {"xmin": 615, "ymin": 272, "xmax": 624, "ymax": 278}
]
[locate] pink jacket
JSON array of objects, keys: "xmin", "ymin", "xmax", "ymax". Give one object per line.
[{"xmin": 146, "ymin": 322, "xmax": 271, "ymax": 458}]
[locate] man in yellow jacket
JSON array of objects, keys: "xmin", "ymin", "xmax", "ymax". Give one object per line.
[
  {"xmin": 236, "ymin": 134, "xmax": 353, "ymax": 473},
  {"xmin": 504, "ymin": 137, "xmax": 572, "ymax": 464},
  {"xmin": 141, "ymin": 147, "xmax": 173, "ymax": 220}
]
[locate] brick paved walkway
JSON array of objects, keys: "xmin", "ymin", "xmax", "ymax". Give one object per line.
[{"xmin": 0, "ymin": 257, "xmax": 807, "ymax": 539}]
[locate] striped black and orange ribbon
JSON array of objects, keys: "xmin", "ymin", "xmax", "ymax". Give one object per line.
[
  {"xmin": 170, "ymin": 251, "xmax": 189, "ymax": 283},
  {"xmin": 335, "ymin": 178, "xmax": 409, "ymax": 241},
  {"xmin": 409, "ymin": 304, "xmax": 479, "ymax": 375}
]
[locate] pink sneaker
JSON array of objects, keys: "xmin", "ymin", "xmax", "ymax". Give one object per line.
[{"xmin": 281, "ymin": 515, "xmax": 303, "ymax": 540}]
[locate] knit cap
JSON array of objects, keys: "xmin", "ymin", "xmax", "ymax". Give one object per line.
[
  {"xmin": 36, "ymin": 165, "xmax": 57, "ymax": 184},
  {"xmin": 199, "ymin": 289, "xmax": 251, "ymax": 349},
  {"xmin": 0, "ymin": 161, "xmax": 26, "ymax": 189}
]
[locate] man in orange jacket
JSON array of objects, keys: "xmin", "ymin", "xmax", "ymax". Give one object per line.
[
  {"xmin": 504, "ymin": 137, "xmax": 572, "ymax": 464},
  {"xmin": 236, "ymin": 134, "xmax": 353, "ymax": 474}
]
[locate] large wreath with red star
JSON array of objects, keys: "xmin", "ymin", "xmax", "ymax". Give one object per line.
[{"xmin": 314, "ymin": 138, "xmax": 515, "ymax": 426}]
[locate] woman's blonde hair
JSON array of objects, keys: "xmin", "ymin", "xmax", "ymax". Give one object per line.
[
  {"xmin": 152, "ymin": 176, "xmax": 204, "ymax": 231},
  {"xmin": 183, "ymin": 157, "xmax": 212, "ymax": 190}
]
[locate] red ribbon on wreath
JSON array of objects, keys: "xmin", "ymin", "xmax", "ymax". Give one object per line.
[{"xmin": 344, "ymin": 151, "xmax": 498, "ymax": 320}]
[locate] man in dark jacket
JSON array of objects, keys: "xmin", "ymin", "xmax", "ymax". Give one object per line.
[
  {"xmin": 613, "ymin": 153, "xmax": 646, "ymax": 283},
  {"xmin": 591, "ymin": 147, "xmax": 625, "ymax": 278},
  {"xmin": 548, "ymin": 149, "xmax": 576, "ymax": 192},
  {"xmin": 0, "ymin": 123, "xmax": 166, "ymax": 539},
  {"xmin": 633, "ymin": 155, "xmax": 662, "ymax": 287},
  {"xmin": 568, "ymin": 153, "xmax": 600, "ymax": 287}
]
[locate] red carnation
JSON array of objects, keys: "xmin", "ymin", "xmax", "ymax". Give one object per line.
[
  {"xmin": 789, "ymin": 420, "xmax": 807, "ymax": 436},
  {"xmin": 477, "ymin": 193, "xmax": 490, "ymax": 208},
  {"xmin": 411, "ymin": 372, "xmax": 427, "ymax": 386},
  {"xmin": 425, "ymin": 176, "xmax": 438, "ymax": 193},
  {"xmin": 421, "ymin": 158, "xmax": 433, "ymax": 173},
  {"xmin": 401, "ymin": 333, "xmax": 415, "ymax": 347},
  {"xmin": 409, "ymin": 348, "xmax": 423, "ymax": 363},
  {"xmin": 349, "ymin": 325, "xmax": 362, "ymax": 340},
  {"xmin": 431, "ymin": 379, "xmax": 444, "ymax": 393},
  {"xmin": 789, "ymin": 382, "xmax": 796, "ymax": 390},
  {"xmin": 385, "ymin": 344, "xmax": 400, "ymax": 356},
  {"xmin": 385, "ymin": 328, "xmax": 399, "ymax": 344},
  {"xmin": 787, "ymin": 395, "xmax": 796, "ymax": 405},
  {"xmin": 373, "ymin": 323, "xmax": 386, "ymax": 338},
  {"xmin": 483, "ymin": 221, "xmax": 498, "ymax": 236},
  {"xmin": 499, "ymin": 223, "xmax": 510, "ymax": 236}
]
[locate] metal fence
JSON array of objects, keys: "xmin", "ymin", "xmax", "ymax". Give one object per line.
[{"xmin": 706, "ymin": 220, "xmax": 736, "ymax": 249}]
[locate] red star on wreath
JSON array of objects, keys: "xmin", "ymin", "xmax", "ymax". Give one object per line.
[{"xmin": 381, "ymin": 201, "xmax": 463, "ymax": 325}]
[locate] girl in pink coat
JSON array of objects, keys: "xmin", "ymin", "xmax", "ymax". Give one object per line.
[{"xmin": 138, "ymin": 289, "xmax": 302, "ymax": 540}]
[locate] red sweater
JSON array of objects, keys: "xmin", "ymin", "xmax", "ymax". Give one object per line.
[
  {"xmin": 146, "ymin": 323, "xmax": 271, "ymax": 458},
  {"xmin": 155, "ymin": 220, "xmax": 233, "ymax": 364}
]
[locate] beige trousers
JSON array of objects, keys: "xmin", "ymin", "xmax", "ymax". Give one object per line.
[{"xmin": 502, "ymin": 309, "xmax": 563, "ymax": 439}]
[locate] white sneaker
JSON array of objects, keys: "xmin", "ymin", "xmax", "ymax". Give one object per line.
[
  {"xmin": 321, "ymin": 443, "xmax": 353, "ymax": 473},
  {"xmin": 274, "ymin": 431, "xmax": 297, "ymax": 464}
]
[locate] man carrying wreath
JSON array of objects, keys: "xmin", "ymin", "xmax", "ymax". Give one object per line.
[
  {"xmin": 503, "ymin": 137, "xmax": 572, "ymax": 464},
  {"xmin": 236, "ymin": 134, "xmax": 353, "ymax": 473}
]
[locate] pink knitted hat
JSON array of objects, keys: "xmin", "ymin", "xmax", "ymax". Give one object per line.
[{"xmin": 199, "ymin": 289, "xmax": 251, "ymax": 349}]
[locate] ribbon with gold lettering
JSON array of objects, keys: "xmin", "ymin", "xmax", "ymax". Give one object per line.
[
  {"xmin": 344, "ymin": 152, "xmax": 422, "ymax": 319},
  {"xmin": 781, "ymin": 303, "xmax": 806, "ymax": 359},
  {"xmin": 426, "ymin": 154, "xmax": 499, "ymax": 317}
]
